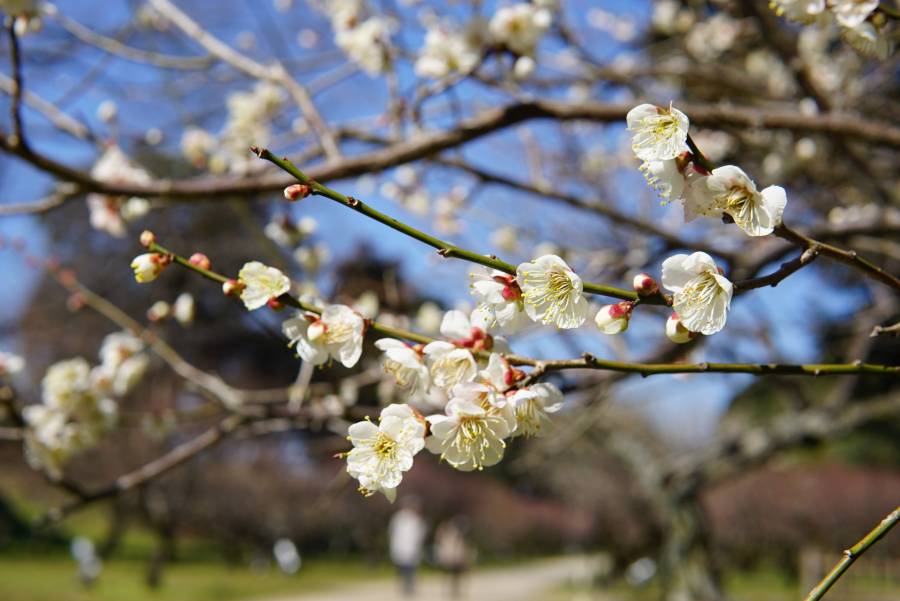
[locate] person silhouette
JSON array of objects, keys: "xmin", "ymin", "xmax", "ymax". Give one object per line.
[
  {"xmin": 388, "ymin": 496, "xmax": 427, "ymax": 597},
  {"xmin": 434, "ymin": 515, "xmax": 473, "ymax": 598}
]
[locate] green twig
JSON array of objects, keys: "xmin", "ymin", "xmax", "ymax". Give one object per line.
[{"xmin": 803, "ymin": 507, "xmax": 899, "ymax": 601}]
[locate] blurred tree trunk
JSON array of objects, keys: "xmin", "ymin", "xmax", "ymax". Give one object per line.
[{"xmin": 659, "ymin": 487, "xmax": 724, "ymax": 601}]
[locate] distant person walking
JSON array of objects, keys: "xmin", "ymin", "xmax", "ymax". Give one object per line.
[
  {"xmin": 389, "ymin": 496, "xmax": 427, "ymax": 597},
  {"xmin": 434, "ymin": 516, "xmax": 473, "ymax": 598}
]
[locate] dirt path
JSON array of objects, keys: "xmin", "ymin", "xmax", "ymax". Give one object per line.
[{"xmin": 260, "ymin": 556, "xmax": 600, "ymax": 601}]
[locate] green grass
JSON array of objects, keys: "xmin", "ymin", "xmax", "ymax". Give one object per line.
[{"xmin": 0, "ymin": 557, "xmax": 391, "ymax": 601}]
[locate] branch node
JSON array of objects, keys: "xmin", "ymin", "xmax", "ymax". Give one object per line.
[{"xmin": 346, "ymin": 196, "xmax": 360, "ymax": 207}]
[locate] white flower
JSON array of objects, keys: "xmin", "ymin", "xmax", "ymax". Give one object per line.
[
  {"xmin": 173, "ymin": 293, "xmax": 195, "ymax": 325},
  {"xmin": 469, "ymin": 267, "xmax": 528, "ymax": 333},
  {"xmin": 842, "ymin": 21, "xmax": 892, "ymax": 59},
  {"xmin": 121, "ymin": 197, "xmax": 150, "ymax": 222},
  {"xmin": 508, "ymin": 382, "xmax": 563, "ymax": 438},
  {"xmin": 425, "ymin": 399, "xmax": 511, "ymax": 471},
  {"xmin": 640, "ymin": 158, "xmax": 686, "ymax": 204},
  {"xmin": 681, "ymin": 171, "xmax": 720, "ymax": 222},
  {"xmin": 0, "ymin": 351, "xmax": 25, "ymax": 377},
  {"xmin": 626, "ymin": 103, "xmax": 690, "ymax": 162},
  {"xmin": 489, "ymin": 3, "xmax": 552, "ymax": 56},
  {"xmin": 415, "ymin": 21, "xmax": 484, "ymax": 78},
  {"xmin": 375, "ymin": 339, "xmax": 430, "ymax": 396},
  {"xmin": 706, "ymin": 165, "xmax": 787, "ymax": 236},
  {"xmin": 282, "ymin": 304, "xmax": 366, "ymax": 368},
  {"xmin": 661, "ymin": 252, "xmax": 733, "ymax": 335},
  {"xmin": 238, "ymin": 261, "xmax": 290, "ymax": 310},
  {"xmin": 87, "ymin": 195, "xmax": 126, "ymax": 238},
  {"xmin": 665, "ymin": 313, "xmax": 696, "ymax": 344},
  {"xmin": 130, "ymin": 253, "xmax": 168, "ymax": 283},
  {"xmin": 769, "ymin": 0, "xmax": 826, "ymax": 23},
  {"xmin": 422, "ymin": 342, "xmax": 477, "ymax": 392},
  {"xmin": 513, "ymin": 55, "xmax": 536, "ymax": 79},
  {"xmin": 346, "ymin": 403, "xmax": 425, "ymax": 502},
  {"xmin": 112, "ymin": 354, "xmax": 149, "ymax": 397},
  {"xmin": 594, "ymin": 302, "xmax": 633, "ymax": 335},
  {"xmin": 830, "ymin": 0, "xmax": 878, "ymax": 28},
  {"xmin": 98, "ymin": 332, "xmax": 144, "ymax": 370},
  {"xmin": 516, "ymin": 255, "xmax": 588, "ymax": 329},
  {"xmin": 42, "ymin": 358, "xmax": 91, "ymax": 410},
  {"xmin": 335, "ymin": 17, "xmax": 391, "ymax": 75},
  {"xmin": 180, "ymin": 127, "xmax": 215, "ymax": 167}
]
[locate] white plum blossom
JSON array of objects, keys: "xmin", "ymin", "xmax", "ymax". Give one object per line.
[
  {"xmin": 282, "ymin": 304, "xmax": 366, "ymax": 368},
  {"xmin": 180, "ymin": 127, "xmax": 215, "ymax": 167},
  {"xmin": 86, "ymin": 145, "xmax": 153, "ymax": 237},
  {"xmin": 489, "ymin": 3, "xmax": 552, "ymax": 56},
  {"xmin": 681, "ymin": 171, "xmax": 721, "ymax": 222},
  {"xmin": 640, "ymin": 158, "xmax": 686, "ymax": 204},
  {"xmin": 375, "ymin": 339, "xmax": 430, "ymax": 396},
  {"xmin": 594, "ymin": 302, "xmax": 633, "ymax": 335},
  {"xmin": 469, "ymin": 267, "xmax": 528, "ymax": 333},
  {"xmin": 516, "ymin": 255, "xmax": 588, "ymax": 329},
  {"xmin": 706, "ymin": 165, "xmax": 787, "ymax": 236},
  {"xmin": 662, "ymin": 252, "xmax": 733, "ymax": 336},
  {"xmin": 422, "ymin": 310, "xmax": 488, "ymax": 391},
  {"xmin": 0, "ymin": 351, "xmax": 25, "ymax": 377},
  {"xmin": 98, "ymin": 331, "xmax": 144, "ymax": 371},
  {"xmin": 335, "ymin": 17, "xmax": 392, "ymax": 75},
  {"xmin": 173, "ymin": 293, "xmax": 195, "ymax": 325},
  {"xmin": 345, "ymin": 403, "xmax": 425, "ymax": 502},
  {"xmin": 626, "ymin": 103, "xmax": 690, "ymax": 162},
  {"xmin": 415, "ymin": 20, "xmax": 486, "ymax": 78},
  {"xmin": 508, "ymin": 382, "xmax": 564, "ymax": 437},
  {"xmin": 131, "ymin": 253, "xmax": 168, "ymax": 283},
  {"xmin": 425, "ymin": 398, "xmax": 512, "ymax": 471},
  {"xmin": 830, "ymin": 0, "xmax": 878, "ymax": 28},
  {"xmin": 665, "ymin": 313, "xmax": 697, "ymax": 344},
  {"xmin": 237, "ymin": 261, "xmax": 291, "ymax": 310}
]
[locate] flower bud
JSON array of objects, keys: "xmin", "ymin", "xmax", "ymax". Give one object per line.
[
  {"xmin": 665, "ymin": 312, "xmax": 697, "ymax": 344},
  {"xmin": 222, "ymin": 278, "xmax": 245, "ymax": 297},
  {"xmin": 267, "ymin": 297, "xmax": 285, "ymax": 311},
  {"xmin": 632, "ymin": 272, "xmax": 659, "ymax": 296},
  {"xmin": 189, "ymin": 252, "xmax": 212, "ymax": 270},
  {"xmin": 147, "ymin": 300, "xmax": 171, "ymax": 322},
  {"xmin": 139, "ymin": 230, "xmax": 156, "ymax": 248},
  {"xmin": 594, "ymin": 302, "xmax": 633, "ymax": 335},
  {"xmin": 284, "ymin": 183, "xmax": 312, "ymax": 201},
  {"xmin": 131, "ymin": 253, "xmax": 167, "ymax": 283}
]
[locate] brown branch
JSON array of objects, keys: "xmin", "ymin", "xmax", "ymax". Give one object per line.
[
  {"xmin": 733, "ymin": 246, "xmax": 820, "ymax": 291},
  {"xmin": 5, "ymin": 20, "xmax": 27, "ymax": 150}
]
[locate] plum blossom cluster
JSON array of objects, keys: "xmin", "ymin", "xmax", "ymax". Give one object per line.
[
  {"xmin": 87, "ymin": 145, "xmax": 152, "ymax": 238},
  {"xmin": 22, "ymin": 331, "xmax": 149, "ymax": 478},
  {"xmin": 770, "ymin": 0, "xmax": 894, "ymax": 59},
  {"xmin": 316, "ymin": 0, "xmax": 392, "ymax": 75},
  {"xmin": 415, "ymin": 2, "xmax": 555, "ymax": 80}
]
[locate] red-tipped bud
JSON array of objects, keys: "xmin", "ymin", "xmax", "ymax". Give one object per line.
[
  {"xmin": 284, "ymin": 183, "xmax": 312, "ymax": 201},
  {"xmin": 632, "ymin": 273, "xmax": 659, "ymax": 296},
  {"xmin": 267, "ymin": 297, "xmax": 285, "ymax": 311},
  {"xmin": 66, "ymin": 293, "xmax": 85, "ymax": 312},
  {"xmin": 139, "ymin": 230, "xmax": 156, "ymax": 248},
  {"xmin": 222, "ymin": 278, "xmax": 245, "ymax": 297},
  {"xmin": 189, "ymin": 252, "xmax": 212, "ymax": 270},
  {"xmin": 594, "ymin": 302, "xmax": 633, "ymax": 335},
  {"xmin": 665, "ymin": 312, "xmax": 697, "ymax": 344}
]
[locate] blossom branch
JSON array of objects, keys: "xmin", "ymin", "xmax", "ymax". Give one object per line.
[
  {"xmin": 146, "ymin": 240, "xmax": 900, "ymax": 378},
  {"xmin": 803, "ymin": 506, "xmax": 899, "ymax": 601},
  {"xmin": 253, "ymin": 147, "xmax": 662, "ymax": 304}
]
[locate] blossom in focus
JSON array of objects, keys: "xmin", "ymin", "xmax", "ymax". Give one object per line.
[
  {"xmin": 626, "ymin": 103, "xmax": 690, "ymax": 162},
  {"xmin": 237, "ymin": 261, "xmax": 291, "ymax": 310},
  {"xmin": 516, "ymin": 255, "xmax": 588, "ymax": 329},
  {"xmin": 706, "ymin": 165, "xmax": 787, "ymax": 236},
  {"xmin": 489, "ymin": 3, "xmax": 552, "ymax": 56},
  {"xmin": 346, "ymin": 403, "xmax": 425, "ymax": 502},
  {"xmin": 640, "ymin": 158, "xmax": 686, "ymax": 204},
  {"xmin": 282, "ymin": 304, "xmax": 366, "ymax": 368},
  {"xmin": 508, "ymin": 382, "xmax": 564, "ymax": 437},
  {"xmin": 594, "ymin": 302, "xmax": 633, "ymax": 335},
  {"xmin": 375, "ymin": 339, "xmax": 430, "ymax": 396},
  {"xmin": 661, "ymin": 252, "xmax": 733, "ymax": 336},
  {"xmin": 469, "ymin": 267, "xmax": 528, "ymax": 333},
  {"xmin": 425, "ymin": 398, "xmax": 511, "ymax": 471},
  {"xmin": 131, "ymin": 253, "xmax": 168, "ymax": 283},
  {"xmin": 422, "ymin": 310, "xmax": 486, "ymax": 391}
]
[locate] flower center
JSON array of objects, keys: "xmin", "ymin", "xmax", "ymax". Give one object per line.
[
  {"xmin": 450, "ymin": 416, "xmax": 504, "ymax": 469},
  {"xmin": 515, "ymin": 399, "xmax": 543, "ymax": 437},
  {"xmin": 522, "ymin": 267, "xmax": 576, "ymax": 324},
  {"xmin": 373, "ymin": 432, "xmax": 398, "ymax": 460},
  {"xmin": 384, "ymin": 359, "xmax": 414, "ymax": 387},
  {"xmin": 431, "ymin": 354, "xmax": 472, "ymax": 388},
  {"xmin": 722, "ymin": 184, "xmax": 758, "ymax": 230},
  {"xmin": 678, "ymin": 270, "xmax": 722, "ymax": 310}
]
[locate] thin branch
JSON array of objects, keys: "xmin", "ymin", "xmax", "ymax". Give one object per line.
[
  {"xmin": 6, "ymin": 20, "xmax": 27, "ymax": 150},
  {"xmin": 0, "ymin": 74, "xmax": 92, "ymax": 141},
  {"xmin": 149, "ymin": 240, "xmax": 900, "ymax": 378},
  {"xmin": 733, "ymin": 246, "xmax": 819, "ymax": 291},
  {"xmin": 803, "ymin": 507, "xmax": 899, "ymax": 601}
]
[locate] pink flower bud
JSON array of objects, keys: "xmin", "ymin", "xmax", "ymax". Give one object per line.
[
  {"xmin": 189, "ymin": 252, "xmax": 212, "ymax": 270},
  {"xmin": 139, "ymin": 230, "xmax": 156, "ymax": 248},
  {"xmin": 594, "ymin": 302, "xmax": 633, "ymax": 335},
  {"xmin": 222, "ymin": 278, "xmax": 245, "ymax": 297},
  {"xmin": 665, "ymin": 312, "xmax": 697, "ymax": 344},
  {"xmin": 267, "ymin": 297, "xmax": 285, "ymax": 311},
  {"xmin": 284, "ymin": 184, "xmax": 312, "ymax": 201},
  {"xmin": 632, "ymin": 273, "xmax": 659, "ymax": 296}
]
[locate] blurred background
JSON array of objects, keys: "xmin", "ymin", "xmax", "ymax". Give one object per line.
[{"xmin": 0, "ymin": 1, "xmax": 898, "ymax": 600}]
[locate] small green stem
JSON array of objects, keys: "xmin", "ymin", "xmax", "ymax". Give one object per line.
[
  {"xmin": 254, "ymin": 148, "xmax": 669, "ymax": 306},
  {"xmin": 803, "ymin": 507, "xmax": 899, "ymax": 601}
]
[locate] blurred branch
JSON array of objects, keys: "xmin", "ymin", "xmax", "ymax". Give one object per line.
[
  {"xmin": 5, "ymin": 20, "xmax": 27, "ymax": 150},
  {"xmin": 0, "ymin": 74, "xmax": 92, "ymax": 141},
  {"xmin": 803, "ymin": 507, "xmax": 899, "ymax": 601}
]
